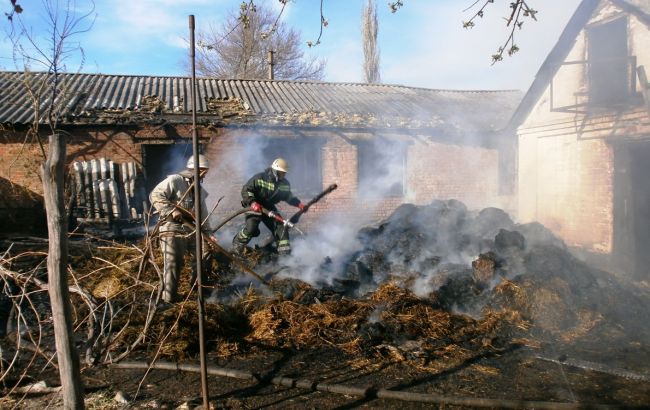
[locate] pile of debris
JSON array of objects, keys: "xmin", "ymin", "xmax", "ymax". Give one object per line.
[
  {"xmin": 1, "ymin": 199, "xmax": 649, "ymax": 391},
  {"xmin": 238, "ymin": 199, "xmax": 649, "ymax": 368}
]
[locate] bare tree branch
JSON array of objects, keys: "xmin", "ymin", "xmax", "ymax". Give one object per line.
[
  {"xmin": 462, "ymin": 0, "xmax": 538, "ymax": 64},
  {"xmin": 5, "ymin": 1, "xmax": 96, "ymax": 408},
  {"xmin": 191, "ymin": 1, "xmax": 325, "ymax": 80}
]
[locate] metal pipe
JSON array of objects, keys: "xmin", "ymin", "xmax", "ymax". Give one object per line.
[
  {"xmin": 113, "ymin": 361, "xmax": 625, "ymax": 409},
  {"xmin": 188, "ymin": 14, "xmax": 210, "ymax": 409}
]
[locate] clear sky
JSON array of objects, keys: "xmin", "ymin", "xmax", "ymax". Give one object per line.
[{"xmin": 1, "ymin": 0, "xmax": 583, "ymax": 91}]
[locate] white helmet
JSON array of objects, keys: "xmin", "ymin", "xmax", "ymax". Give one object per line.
[
  {"xmin": 186, "ymin": 154, "xmax": 210, "ymax": 170},
  {"xmin": 271, "ymin": 158, "xmax": 289, "ymax": 173}
]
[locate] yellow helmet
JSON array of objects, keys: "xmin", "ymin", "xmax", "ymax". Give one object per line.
[{"xmin": 271, "ymin": 158, "xmax": 289, "ymax": 173}]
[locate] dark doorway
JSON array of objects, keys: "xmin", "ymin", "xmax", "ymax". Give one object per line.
[
  {"xmin": 356, "ymin": 139, "xmax": 407, "ymax": 199},
  {"xmin": 613, "ymin": 140, "xmax": 650, "ymax": 279},
  {"xmin": 142, "ymin": 144, "xmax": 194, "ymax": 194},
  {"xmin": 240, "ymin": 137, "xmax": 324, "ymax": 197},
  {"xmin": 261, "ymin": 138, "xmax": 323, "ymax": 197}
]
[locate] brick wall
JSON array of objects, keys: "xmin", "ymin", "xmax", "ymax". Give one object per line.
[
  {"xmin": 407, "ymin": 141, "xmax": 506, "ymax": 210},
  {"xmin": 0, "ymin": 129, "xmax": 143, "ymax": 197},
  {"xmin": 2, "ymin": 125, "xmax": 509, "ymax": 235},
  {"xmin": 204, "ymin": 128, "xmax": 511, "ymax": 235},
  {"xmin": 516, "ymin": 6, "xmax": 650, "ymax": 256},
  {"xmin": 518, "ymin": 130, "xmax": 614, "ymax": 253},
  {"xmin": 0, "ymin": 176, "xmax": 46, "ymax": 234},
  {"xmin": 0, "ymin": 128, "xmax": 144, "ymax": 233}
]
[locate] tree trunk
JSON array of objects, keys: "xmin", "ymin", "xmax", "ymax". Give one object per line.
[{"xmin": 42, "ymin": 133, "xmax": 85, "ymax": 409}]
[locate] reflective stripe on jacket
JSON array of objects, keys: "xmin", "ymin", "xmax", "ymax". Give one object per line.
[{"xmin": 241, "ymin": 168, "xmax": 300, "ymax": 211}]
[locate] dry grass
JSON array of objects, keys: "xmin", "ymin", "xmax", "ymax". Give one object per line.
[{"xmin": 1, "ymin": 233, "xmax": 622, "ymax": 381}]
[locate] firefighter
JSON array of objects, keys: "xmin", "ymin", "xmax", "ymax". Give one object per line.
[
  {"xmin": 232, "ymin": 158, "xmax": 306, "ymax": 255},
  {"xmin": 149, "ymin": 154, "xmax": 210, "ymax": 304}
]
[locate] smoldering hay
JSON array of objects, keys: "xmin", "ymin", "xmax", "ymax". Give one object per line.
[
  {"xmin": 2, "ymin": 199, "xmax": 649, "ymax": 377},
  {"xmin": 240, "ymin": 199, "xmax": 650, "ymax": 366}
]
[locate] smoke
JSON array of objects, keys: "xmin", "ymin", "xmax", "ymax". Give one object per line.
[
  {"xmin": 367, "ymin": 305, "xmax": 384, "ymax": 323},
  {"xmin": 197, "ymin": 117, "xmax": 515, "ymax": 295},
  {"xmin": 202, "ymin": 134, "xmax": 273, "ymax": 233},
  {"xmin": 356, "ymin": 138, "xmax": 406, "ymax": 199},
  {"xmin": 165, "ymin": 146, "xmax": 192, "ymax": 176},
  {"xmin": 276, "ymin": 213, "xmax": 365, "ymax": 286}
]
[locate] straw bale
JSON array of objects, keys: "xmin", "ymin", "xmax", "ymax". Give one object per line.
[
  {"xmin": 215, "ymin": 341, "xmax": 241, "ymax": 357},
  {"xmin": 472, "ymin": 252, "xmax": 498, "ymax": 284},
  {"xmin": 493, "ymin": 279, "xmax": 529, "ymax": 309},
  {"xmin": 381, "ymin": 304, "xmax": 453, "ymax": 340}
]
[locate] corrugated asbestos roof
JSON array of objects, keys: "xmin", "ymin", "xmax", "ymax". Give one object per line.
[{"xmin": 0, "ymin": 71, "xmax": 521, "ymax": 131}]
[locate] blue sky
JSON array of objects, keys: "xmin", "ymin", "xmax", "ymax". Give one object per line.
[{"xmin": 1, "ymin": 0, "xmax": 582, "ymax": 91}]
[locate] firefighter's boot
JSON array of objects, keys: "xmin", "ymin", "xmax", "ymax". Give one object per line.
[
  {"xmin": 276, "ymin": 238, "xmax": 291, "ymax": 256},
  {"xmin": 232, "ymin": 230, "xmax": 250, "ymax": 255}
]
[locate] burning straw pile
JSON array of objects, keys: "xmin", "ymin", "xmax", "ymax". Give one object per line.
[
  {"xmin": 1, "ymin": 199, "xmax": 648, "ymax": 393},
  {"xmin": 243, "ymin": 277, "xmax": 531, "ymax": 372}
]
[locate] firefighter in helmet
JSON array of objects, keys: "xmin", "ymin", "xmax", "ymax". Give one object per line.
[
  {"xmin": 232, "ymin": 158, "xmax": 306, "ymax": 255},
  {"xmin": 150, "ymin": 154, "xmax": 210, "ymax": 304}
]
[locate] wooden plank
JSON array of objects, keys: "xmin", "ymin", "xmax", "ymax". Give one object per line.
[
  {"xmin": 109, "ymin": 160, "xmax": 124, "ymax": 219},
  {"xmin": 109, "ymin": 179, "xmax": 121, "ymax": 219}
]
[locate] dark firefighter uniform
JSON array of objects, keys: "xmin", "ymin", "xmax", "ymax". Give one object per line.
[{"xmin": 233, "ymin": 167, "xmax": 303, "ymax": 255}]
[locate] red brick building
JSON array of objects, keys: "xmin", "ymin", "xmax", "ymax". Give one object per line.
[
  {"xmin": 511, "ymin": 0, "xmax": 650, "ymax": 278},
  {"xmin": 0, "ymin": 71, "xmax": 520, "ymax": 235}
]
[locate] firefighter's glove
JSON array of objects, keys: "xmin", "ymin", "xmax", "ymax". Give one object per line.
[
  {"xmin": 297, "ymin": 202, "xmax": 306, "ymax": 212},
  {"xmin": 250, "ymin": 202, "xmax": 262, "ymax": 213},
  {"xmin": 171, "ymin": 209, "xmax": 183, "ymax": 222}
]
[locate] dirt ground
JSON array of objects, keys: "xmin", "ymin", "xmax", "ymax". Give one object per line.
[
  {"xmin": 2, "ymin": 201, "xmax": 650, "ymax": 409},
  {"xmin": 3, "ymin": 339, "xmax": 650, "ymax": 409}
]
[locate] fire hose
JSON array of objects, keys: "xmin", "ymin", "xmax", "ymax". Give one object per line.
[
  {"xmin": 281, "ymin": 183, "xmax": 338, "ymax": 237},
  {"xmin": 113, "ymin": 360, "xmax": 625, "ymax": 409},
  {"xmin": 170, "ymin": 206, "xmax": 270, "ymax": 286},
  {"xmin": 252, "ymin": 183, "xmax": 339, "ymax": 237},
  {"xmin": 258, "ymin": 207, "xmax": 303, "ymax": 235},
  {"xmin": 163, "ymin": 183, "xmax": 339, "ymax": 284}
]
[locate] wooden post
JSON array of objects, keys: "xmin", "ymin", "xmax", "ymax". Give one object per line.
[
  {"xmin": 119, "ymin": 162, "xmax": 130, "ymax": 219},
  {"xmin": 108, "ymin": 161, "xmax": 122, "ymax": 219},
  {"xmin": 42, "ymin": 133, "xmax": 84, "ymax": 409},
  {"xmin": 127, "ymin": 162, "xmax": 137, "ymax": 218}
]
